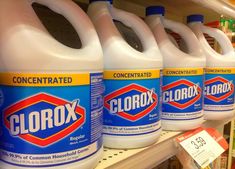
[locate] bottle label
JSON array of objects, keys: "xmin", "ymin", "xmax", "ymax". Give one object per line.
[
  {"xmin": 0, "ymin": 72, "xmax": 103, "ymax": 167},
  {"xmin": 162, "ymin": 68, "xmax": 204, "ymax": 120},
  {"xmin": 204, "ymin": 68, "xmax": 235, "ymax": 111},
  {"xmin": 103, "ymin": 70, "xmax": 161, "ymax": 136}
]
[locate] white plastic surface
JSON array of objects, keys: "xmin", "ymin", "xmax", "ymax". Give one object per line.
[
  {"xmin": 188, "ymin": 22, "xmax": 235, "ymax": 67},
  {"xmin": 0, "ymin": 0, "xmax": 103, "ymax": 71},
  {"xmin": 188, "ymin": 21, "xmax": 235, "ymax": 120},
  {"xmin": 145, "ymin": 14, "xmax": 206, "ymax": 131},
  {"xmin": 88, "ymin": 1, "xmax": 162, "ymax": 70},
  {"xmin": 88, "ymin": 1, "xmax": 162, "ymax": 149},
  {"xmin": 168, "ymin": 34, "xmax": 179, "ymax": 48},
  {"xmin": 145, "ymin": 15, "xmax": 205, "ymax": 68},
  {"xmin": 0, "ymin": 0, "xmax": 103, "ymax": 169},
  {"xmin": 191, "ymin": 0, "xmax": 235, "ymax": 19}
]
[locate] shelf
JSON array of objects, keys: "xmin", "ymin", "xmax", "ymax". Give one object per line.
[
  {"xmin": 77, "ymin": 0, "xmax": 235, "ymax": 22},
  {"xmin": 96, "ymin": 131, "xmax": 180, "ymax": 169},
  {"xmin": 95, "ymin": 118, "xmax": 233, "ymax": 169},
  {"xmin": 76, "ymin": 0, "xmax": 221, "ymax": 23},
  {"xmin": 191, "ymin": 0, "xmax": 235, "ymax": 19},
  {"xmin": 115, "ymin": 0, "xmax": 220, "ymax": 22},
  {"xmin": 75, "ymin": 0, "xmax": 235, "ymax": 23}
]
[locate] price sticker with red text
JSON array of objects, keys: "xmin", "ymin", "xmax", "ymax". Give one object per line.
[{"xmin": 176, "ymin": 127, "xmax": 228, "ymax": 168}]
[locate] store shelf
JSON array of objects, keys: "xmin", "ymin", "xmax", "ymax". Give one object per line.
[
  {"xmin": 117, "ymin": 0, "xmax": 235, "ymax": 21},
  {"xmin": 76, "ymin": 0, "xmax": 221, "ymax": 22},
  {"xmin": 76, "ymin": 0, "xmax": 235, "ymax": 22},
  {"xmin": 191, "ymin": 0, "xmax": 235, "ymax": 19},
  {"xmin": 95, "ymin": 118, "xmax": 233, "ymax": 169},
  {"xmin": 117, "ymin": 0, "xmax": 221, "ymax": 22},
  {"xmin": 96, "ymin": 131, "xmax": 181, "ymax": 169}
]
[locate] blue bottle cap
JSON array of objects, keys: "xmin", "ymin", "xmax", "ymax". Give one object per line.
[
  {"xmin": 89, "ymin": 0, "xmax": 113, "ymax": 4},
  {"xmin": 146, "ymin": 6, "xmax": 165, "ymax": 16},
  {"xmin": 187, "ymin": 14, "xmax": 204, "ymax": 23}
]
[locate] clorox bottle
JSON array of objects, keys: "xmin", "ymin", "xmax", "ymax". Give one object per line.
[
  {"xmin": 88, "ymin": 0, "xmax": 163, "ymax": 148},
  {"xmin": 187, "ymin": 15, "xmax": 235, "ymax": 120},
  {"xmin": 145, "ymin": 6, "xmax": 206, "ymax": 131},
  {"xmin": 0, "ymin": 0, "xmax": 103, "ymax": 169}
]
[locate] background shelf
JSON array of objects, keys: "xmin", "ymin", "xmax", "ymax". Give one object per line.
[{"xmin": 76, "ymin": 0, "xmax": 221, "ymax": 22}]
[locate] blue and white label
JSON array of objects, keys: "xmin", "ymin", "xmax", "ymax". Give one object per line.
[
  {"xmin": 0, "ymin": 72, "xmax": 103, "ymax": 167},
  {"xmin": 204, "ymin": 68, "xmax": 235, "ymax": 111},
  {"xmin": 103, "ymin": 70, "xmax": 161, "ymax": 136},
  {"xmin": 162, "ymin": 68, "xmax": 204, "ymax": 120}
]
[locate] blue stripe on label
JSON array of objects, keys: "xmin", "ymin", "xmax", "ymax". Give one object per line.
[
  {"xmin": 103, "ymin": 127, "xmax": 161, "ymax": 136},
  {"xmin": 0, "ymin": 147, "xmax": 101, "ymax": 168},
  {"xmin": 204, "ymin": 109, "xmax": 234, "ymax": 112},
  {"xmin": 161, "ymin": 116, "xmax": 204, "ymax": 121}
]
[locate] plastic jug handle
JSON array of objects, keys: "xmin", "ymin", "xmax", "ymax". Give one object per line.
[
  {"xmin": 110, "ymin": 7, "xmax": 158, "ymax": 53},
  {"xmin": 201, "ymin": 25, "xmax": 234, "ymax": 54},
  {"xmin": 30, "ymin": 0, "xmax": 99, "ymax": 47},
  {"xmin": 163, "ymin": 19, "xmax": 202, "ymax": 55}
]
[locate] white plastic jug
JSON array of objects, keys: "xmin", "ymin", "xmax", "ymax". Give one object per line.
[
  {"xmin": 145, "ymin": 6, "xmax": 206, "ymax": 131},
  {"xmin": 0, "ymin": 0, "xmax": 103, "ymax": 169},
  {"xmin": 88, "ymin": 0, "xmax": 163, "ymax": 149},
  {"xmin": 168, "ymin": 34, "xmax": 179, "ymax": 48},
  {"xmin": 187, "ymin": 14, "xmax": 235, "ymax": 120}
]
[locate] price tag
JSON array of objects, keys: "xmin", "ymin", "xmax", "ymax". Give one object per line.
[{"xmin": 176, "ymin": 128, "xmax": 227, "ymax": 168}]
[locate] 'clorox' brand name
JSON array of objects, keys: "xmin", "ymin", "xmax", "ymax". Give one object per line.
[
  {"xmin": 9, "ymin": 100, "xmax": 79, "ymax": 136},
  {"xmin": 4, "ymin": 93, "xmax": 85, "ymax": 147},
  {"xmin": 104, "ymin": 84, "xmax": 158, "ymax": 122},
  {"xmin": 204, "ymin": 77, "xmax": 234, "ymax": 102},
  {"xmin": 109, "ymin": 89, "xmax": 154, "ymax": 114},
  {"xmin": 162, "ymin": 79, "xmax": 202, "ymax": 109},
  {"xmin": 205, "ymin": 81, "xmax": 232, "ymax": 95},
  {"xmin": 163, "ymin": 84, "xmax": 199, "ymax": 102}
]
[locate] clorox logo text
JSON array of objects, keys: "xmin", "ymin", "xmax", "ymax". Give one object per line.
[
  {"xmin": 205, "ymin": 77, "xmax": 234, "ymax": 102},
  {"xmin": 104, "ymin": 84, "xmax": 158, "ymax": 121},
  {"xmin": 162, "ymin": 79, "xmax": 202, "ymax": 109},
  {"xmin": 4, "ymin": 93, "xmax": 85, "ymax": 147}
]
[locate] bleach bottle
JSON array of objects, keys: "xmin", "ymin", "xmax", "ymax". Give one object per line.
[
  {"xmin": 88, "ymin": 0, "xmax": 163, "ymax": 148},
  {"xmin": 145, "ymin": 6, "xmax": 206, "ymax": 131},
  {"xmin": 0, "ymin": 0, "xmax": 103, "ymax": 169},
  {"xmin": 188, "ymin": 15, "xmax": 235, "ymax": 120}
]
